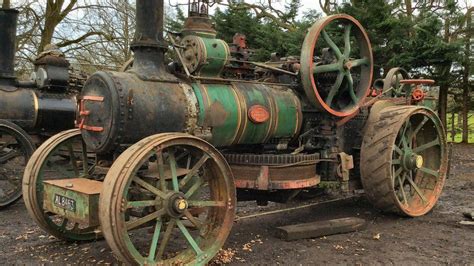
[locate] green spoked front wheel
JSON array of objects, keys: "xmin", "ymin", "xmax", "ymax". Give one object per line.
[
  {"xmin": 100, "ymin": 133, "xmax": 236, "ymax": 265},
  {"xmin": 22, "ymin": 129, "xmax": 99, "ymax": 240},
  {"xmin": 361, "ymin": 106, "xmax": 447, "ymax": 217}
]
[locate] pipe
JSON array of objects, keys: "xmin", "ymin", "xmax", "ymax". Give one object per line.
[
  {"xmin": 0, "ymin": 8, "xmax": 18, "ymax": 81},
  {"xmin": 130, "ymin": 0, "xmax": 174, "ymax": 81}
]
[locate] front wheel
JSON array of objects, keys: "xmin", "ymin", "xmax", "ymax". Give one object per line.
[
  {"xmin": 100, "ymin": 133, "xmax": 236, "ymax": 265},
  {"xmin": 360, "ymin": 106, "xmax": 447, "ymax": 217}
]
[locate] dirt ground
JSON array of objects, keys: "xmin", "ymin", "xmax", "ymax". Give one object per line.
[{"xmin": 0, "ymin": 143, "xmax": 473, "ymax": 265}]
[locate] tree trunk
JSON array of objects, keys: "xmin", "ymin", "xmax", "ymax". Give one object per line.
[
  {"xmin": 2, "ymin": 0, "xmax": 10, "ymax": 8},
  {"xmin": 461, "ymin": 8, "xmax": 472, "ymax": 143},
  {"xmin": 438, "ymin": 83, "xmax": 448, "ymax": 129},
  {"xmin": 451, "ymin": 110, "xmax": 455, "ymax": 142}
]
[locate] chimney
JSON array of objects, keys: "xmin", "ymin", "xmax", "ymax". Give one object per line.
[
  {"xmin": 130, "ymin": 0, "xmax": 175, "ymax": 81},
  {"xmin": 0, "ymin": 8, "xmax": 18, "ymax": 83}
]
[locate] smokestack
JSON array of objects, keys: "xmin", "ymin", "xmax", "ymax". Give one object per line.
[
  {"xmin": 130, "ymin": 0, "xmax": 174, "ymax": 80},
  {"xmin": 0, "ymin": 8, "xmax": 18, "ymax": 82}
]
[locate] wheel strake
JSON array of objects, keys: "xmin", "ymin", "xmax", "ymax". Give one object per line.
[
  {"xmin": 360, "ymin": 106, "xmax": 447, "ymax": 217},
  {"xmin": 99, "ymin": 133, "xmax": 236, "ymax": 265}
]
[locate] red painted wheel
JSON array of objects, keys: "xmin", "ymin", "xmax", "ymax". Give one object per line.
[{"xmin": 300, "ymin": 14, "xmax": 373, "ymax": 117}]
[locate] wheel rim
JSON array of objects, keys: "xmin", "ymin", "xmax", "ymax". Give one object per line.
[
  {"xmin": 300, "ymin": 14, "xmax": 373, "ymax": 116},
  {"xmin": 0, "ymin": 121, "xmax": 34, "ymax": 208},
  {"xmin": 22, "ymin": 129, "xmax": 98, "ymax": 240},
  {"xmin": 383, "ymin": 67, "xmax": 410, "ymax": 97},
  {"xmin": 100, "ymin": 133, "xmax": 235, "ymax": 265},
  {"xmin": 391, "ymin": 109, "xmax": 447, "ymax": 215}
]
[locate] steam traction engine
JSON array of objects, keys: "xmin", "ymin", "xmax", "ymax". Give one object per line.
[
  {"xmin": 0, "ymin": 9, "xmax": 84, "ymax": 208},
  {"xmin": 23, "ymin": 0, "xmax": 447, "ymax": 264}
]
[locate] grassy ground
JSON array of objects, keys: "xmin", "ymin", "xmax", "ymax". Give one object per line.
[{"xmin": 446, "ymin": 112, "xmax": 474, "ymax": 143}]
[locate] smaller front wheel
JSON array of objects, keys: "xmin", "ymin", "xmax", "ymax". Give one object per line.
[{"xmin": 100, "ymin": 133, "xmax": 236, "ymax": 265}]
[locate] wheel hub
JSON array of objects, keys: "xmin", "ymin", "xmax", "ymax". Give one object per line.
[
  {"xmin": 402, "ymin": 150, "xmax": 423, "ymax": 170},
  {"xmin": 164, "ymin": 192, "xmax": 188, "ymax": 217}
]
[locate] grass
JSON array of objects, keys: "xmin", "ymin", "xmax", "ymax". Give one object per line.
[{"xmin": 446, "ymin": 112, "xmax": 474, "ymax": 143}]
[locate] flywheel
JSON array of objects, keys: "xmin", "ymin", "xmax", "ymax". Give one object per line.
[{"xmin": 300, "ymin": 14, "xmax": 373, "ymax": 117}]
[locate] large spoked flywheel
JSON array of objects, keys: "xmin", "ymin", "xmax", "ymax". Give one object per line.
[
  {"xmin": 0, "ymin": 119, "xmax": 35, "ymax": 209},
  {"xmin": 100, "ymin": 133, "xmax": 236, "ymax": 265},
  {"xmin": 301, "ymin": 14, "xmax": 373, "ymax": 117},
  {"xmin": 360, "ymin": 106, "xmax": 447, "ymax": 217}
]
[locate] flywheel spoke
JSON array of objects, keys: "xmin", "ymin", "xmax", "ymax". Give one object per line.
[
  {"xmin": 349, "ymin": 58, "xmax": 369, "ymax": 67},
  {"xmin": 343, "ymin": 24, "xmax": 352, "ymax": 57},
  {"xmin": 345, "ymin": 72, "xmax": 357, "ymax": 103},
  {"xmin": 313, "ymin": 62, "xmax": 340, "ymax": 74},
  {"xmin": 325, "ymin": 72, "xmax": 344, "ymax": 106},
  {"xmin": 321, "ymin": 30, "xmax": 342, "ymax": 59}
]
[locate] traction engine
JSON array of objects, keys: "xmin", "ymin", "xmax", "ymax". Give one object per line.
[
  {"xmin": 23, "ymin": 0, "xmax": 447, "ymax": 264},
  {"xmin": 0, "ymin": 9, "xmax": 85, "ymax": 208}
]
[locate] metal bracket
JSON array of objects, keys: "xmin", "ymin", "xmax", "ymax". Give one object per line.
[{"xmin": 76, "ymin": 95, "xmax": 105, "ymax": 132}]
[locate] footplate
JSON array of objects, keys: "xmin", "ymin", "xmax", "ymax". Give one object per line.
[{"xmin": 43, "ymin": 178, "xmax": 102, "ymax": 226}]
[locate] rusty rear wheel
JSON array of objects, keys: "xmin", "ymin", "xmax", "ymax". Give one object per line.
[
  {"xmin": 360, "ymin": 106, "xmax": 447, "ymax": 217},
  {"xmin": 22, "ymin": 129, "xmax": 98, "ymax": 240},
  {"xmin": 0, "ymin": 119, "xmax": 35, "ymax": 209},
  {"xmin": 100, "ymin": 133, "xmax": 236, "ymax": 265}
]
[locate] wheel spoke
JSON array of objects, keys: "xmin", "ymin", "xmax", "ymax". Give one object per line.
[
  {"xmin": 176, "ymin": 219, "xmax": 203, "ymax": 255},
  {"xmin": 325, "ymin": 72, "xmax": 344, "ymax": 106},
  {"xmin": 392, "ymin": 159, "xmax": 401, "ymax": 165},
  {"xmin": 179, "ymin": 154, "xmax": 209, "ymax": 189},
  {"xmin": 157, "ymin": 219, "xmax": 176, "ymax": 260},
  {"xmin": 0, "ymin": 149, "xmax": 21, "ymax": 163},
  {"xmin": 393, "ymin": 145, "xmax": 403, "ymax": 155},
  {"xmin": 413, "ymin": 138, "xmax": 440, "ymax": 153},
  {"xmin": 343, "ymin": 24, "xmax": 352, "ymax": 57},
  {"xmin": 127, "ymin": 200, "xmax": 162, "ymax": 208},
  {"xmin": 168, "ymin": 150, "xmax": 179, "ymax": 192},
  {"xmin": 405, "ymin": 175, "xmax": 427, "ymax": 203},
  {"xmin": 184, "ymin": 178, "xmax": 203, "ymax": 199},
  {"xmin": 321, "ymin": 30, "xmax": 342, "ymax": 59},
  {"xmin": 410, "ymin": 117, "xmax": 428, "ymax": 140},
  {"xmin": 188, "ymin": 200, "xmax": 225, "ymax": 208},
  {"xmin": 393, "ymin": 166, "xmax": 403, "ymax": 180},
  {"xmin": 313, "ymin": 62, "xmax": 340, "ymax": 74},
  {"xmin": 67, "ymin": 142, "xmax": 79, "ymax": 177},
  {"xmin": 345, "ymin": 72, "xmax": 357, "ymax": 103},
  {"xmin": 126, "ymin": 209, "xmax": 165, "ymax": 230},
  {"xmin": 397, "ymin": 173, "xmax": 408, "ymax": 205},
  {"xmin": 156, "ymin": 150, "xmax": 167, "ymax": 192},
  {"xmin": 132, "ymin": 176, "xmax": 167, "ymax": 199},
  {"xmin": 418, "ymin": 167, "xmax": 439, "ymax": 178},
  {"xmin": 148, "ymin": 219, "xmax": 162, "ymax": 261},
  {"xmin": 183, "ymin": 210, "xmax": 203, "ymax": 229}
]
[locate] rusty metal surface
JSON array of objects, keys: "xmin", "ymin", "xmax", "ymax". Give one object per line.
[{"xmin": 231, "ymin": 163, "xmax": 320, "ymax": 190}]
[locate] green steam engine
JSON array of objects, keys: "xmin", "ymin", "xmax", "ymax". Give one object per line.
[{"xmin": 23, "ymin": 0, "xmax": 447, "ymax": 264}]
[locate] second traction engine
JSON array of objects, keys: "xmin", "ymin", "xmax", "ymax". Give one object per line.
[{"xmin": 23, "ymin": 0, "xmax": 448, "ymax": 265}]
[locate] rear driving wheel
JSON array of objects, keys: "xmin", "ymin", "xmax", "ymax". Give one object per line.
[
  {"xmin": 360, "ymin": 106, "xmax": 447, "ymax": 216},
  {"xmin": 0, "ymin": 119, "xmax": 35, "ymax": 208},
  {"xmin": 100, "ymin": 133, "xmax": 235, "ymax": 265}
]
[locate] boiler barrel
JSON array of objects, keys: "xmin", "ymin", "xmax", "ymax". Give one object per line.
[
  {"xmin": 79, "ymin": 71, "xmax": 302, "ymax": 154},
  {"xmin": 0, "ymin": 89, "xmax": 76, "ymax": 130}
]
